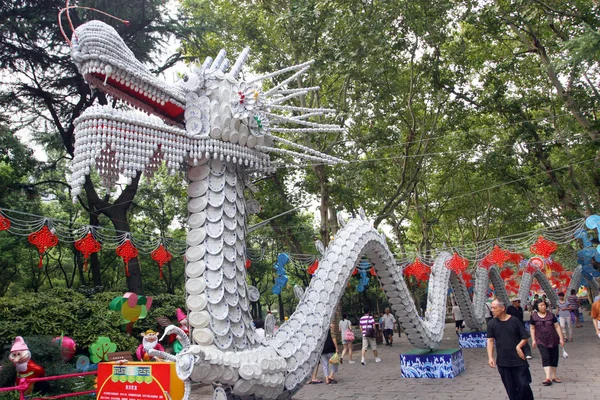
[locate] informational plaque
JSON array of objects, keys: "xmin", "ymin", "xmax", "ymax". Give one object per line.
[{"xmin": 97, "ymin": 362, "xmax": 183, "ymax": 400}]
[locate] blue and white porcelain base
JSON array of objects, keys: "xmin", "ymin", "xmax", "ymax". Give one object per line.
[
  {"xmin": 400, "ymin": 348, "xmax": 465, "ymax": 378},
  {"xmin": 458, "ymin": 331, "xmax": 487, "ymax": 348}
]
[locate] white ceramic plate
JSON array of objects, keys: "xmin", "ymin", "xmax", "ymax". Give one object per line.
[
  {"xmin": 230, "ymin": 320, "xmax": 245, "ymax": 337},
  {"xmin": 188, "ymin": 164, "xmax": 210, "ymax": 182},
  {"xmin": 187, "ymin": 293, "xmax": 207, "ymax": 311},
  {"xmin": 206, "ymin": 236, "xmax": 224, "ymax": 255},
  {"xmin": 224, "ymin": 290, "xmax": 239, "ymax": 307},
  {"xmin": 210, "ymin": 315, "xmax": 231, "ymax": 336},
  {"xmin": 223, "ymin": 277, "xmax": 236, "ymax": 294},
  {"xmin": 187, "ymin": 228, "xmax": 207, "ymax": 247},
  {"xmin": 235, "ymin": 257, "xmax": 244, "ymax": 272},
  {"xmin": 229, "ymin": 306, "xmax": 242, "ymax": 324},
  {"xmin": 189, "ymin": 310, "xmax": 210, "ymax": 328},
  {"xmin": 223, "ymin": 214, "xmax": 237, "ymax": 231},
  {"xmin": 214, "ymin": 332, "xmax": 233, "ymax": 350},
  {"xmin": 188, "ymin": 180, "xmax": 209, "ymax": 198},
  {"xmin": 236, "ymin": 197, "xmax": 246, "ymax": 215},
  {"xmin": 210, "ymin": 158, "xmax": 226, "ymax": 176},
  {"xmin": 186, "ymin": 245, "xmax": 206, "ymax": 262},
  {"xmin": 206, "ymin": 220, "xmax": 224, "ymax": 238},
  {"xmin": 225, "ymin": 171, "xmax": 237, "ymax": 187},
  {"xmin": 247, "ymin": 286, "xmax": 260, "ymax": 302},
  {"xmin": 223, "ymin": 246, "xmax": 236, "ymax": 262},
  {"xmin": 223, "ymin": 229, "xmax": 236, "ymax": 246},
  {"xmin": 188, "ymin": 197, "xmax": 208, "ymax": 213},
  {"xmin": 222, "ymin": 261, "xmax": 236, "ymax": 281},
  {"xmin": 192, "ymin": 328, "xmax": 214, "ymax": 346},
  {"xmin": 224, "ymin": 185, "xmax": 237, "ymax": 202},
  {"xmin": 238, "ymin": 295, "xmax": 249, "ymax": 311},
  {"xmin": 205, "ymin": 268, "xmax": 223, "ymax": 289},
  {"xmin": 223, "ymin": 200, "xmax": 237, "ymax": 218},
  {"xmin": 205, "ymin": 205, "xmax": 223, "ymax": 223},
  {"xmin": 213, "ymin": 386, "xmax": 227, "ymax": 400},
  {"xmin": 206, "ymin": 285, "xmax": 225, "ymax": 304},
  {"xmin": 186, "ymin": 260, "xmax": 205, "ymax": 278},
  {"xmin": 207, "ymin": 190, "xmax": 225, "ymax": 207},
  {"xmin": 208, "ymin": 301, "xmax": 229, "ymax": 320},
  {"xmin": 236, "ymin": 226, "xmax": 245, "ymax": 241},
  {"xmin": 188, "ymin": 212, "xmax": 206, "ymax": 229},
  {"xmin": 233, "ymin": 335, "xmax": 247, "ymax": 350},
  {"xmin": 209, "ymin": 173, "xmax": 226, "ymax": 192},
  {"xmin": 237, "ymin": 282, "xmax": 246, "ymax": 297},
  {"xmin": 186, "ymin": 278, "xmax": 206, "ymax": 295}
]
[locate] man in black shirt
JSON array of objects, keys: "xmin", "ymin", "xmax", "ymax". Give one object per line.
[
  {"xmin": 506, "ymin": 297, "xmax": 532, "ymax": 359},
  {"xmin": 487, "ymin": 299, "xmax": 534, "ymax": 400}
]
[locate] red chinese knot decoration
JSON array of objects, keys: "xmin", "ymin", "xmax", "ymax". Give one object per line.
[
  {"xmin": 404, "ymin": 258, "xmax": 431, "ymax": 281},
  {"xmin": 116, "ymin": 239, "xmax": 138, "ymax": 277},
  {"xmin": 445, "ymin": 252, "xmax": 469, "ymax": 274},
  {"xmin": 151, "ymin": 244, "xmax": 172, "ymax": 279},
  {"xmin": 461, "ymin": 271, "xmax": 473, "ymax": 288},
  {"xmin": 480, "ymin": 246, "xmax": 523, "ymax": 269},
  {"xmin": 500, "ymin": 268, "xmax": 514, "ymax": 280},
  {"xmin": 28, "ymin": 225, "xmax": 58, "ymax": 268},
  {"xmin": 307, "ymin": 259, "xmax": 319, "ymax": 275},
  {"xmin": 0, "ymin": 214, "xmax": 10, "ymax": 231},
  {"xmin": 74, "ymin": 232, "xmax": 101, "ymax": 272},
  {"xmin": 529, "ymin": 236, "xmax": 557, "ymax": 258}
]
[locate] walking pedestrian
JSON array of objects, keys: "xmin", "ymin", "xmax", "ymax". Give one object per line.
[
  {"xmin": 555, "ymin": 292, "xmax": 573, "ymax": 342},
  {"xmin": 507, "ymin": 296, "xmax": 532, "ymax": 359},
  {"xmin": 452, "ymin": 303, "xmax": 464, "ymax": 335},
  {"xmin": 591, "ymin": 295, "xmax": 600, "ymax": 338},
  {"xmin": 359, "ymin": 307, "xmax": 381, "ymax": 365},
  {"xmin": 487, "ymin": 299, "xmax": 534, "ymax": 400},
  {"xmin": 339, "ymin": 314, "xmax": 355, "ymax": 363},
  {"xmin": 320, "ymin": 326, "xmax": 339, "ymax": 384},
  {"xmin": 530, "ymin": 294, "xmax": 540, "ymax": 312},
  {"xmin": 529, "ymin": 300, "xmax": 565, "ymax": 386},
  {"xmin": 380, "ymin": 307, "xmax": 396, "ymax": 346},
  {"xmin": 567, "ymin": 289, "xmax": 582, "ymax": 328}
]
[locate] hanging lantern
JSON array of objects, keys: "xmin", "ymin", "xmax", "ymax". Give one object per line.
[
  {"xmin": 369, "ymin": 267, "xmax": 377, "ymax": 276},
  {"xmin": 74, "ymin": 232, "xmax": 101, "ymax": 272},
  {"xmin": 0, "ymin": 214, "xmax": 10, "ymax": 231},
  {"xmin": 307, "ymin": 259, "xmax": 318, "ymax": 275},
  {"xmin": 28, "ymin": 225, "xmax": 59, "ymax": 268},
  {"xmin": 480, "ymin": 245, "xmax": 510, "ymax": 269},
  {"xmin": 245, "ymin": 259, "xmax": 252, "ymax": 270},
  {"xmin": 352, "ymin": 268, "xmax": 358, "ymax": 276},
  {"xmin": 116, "ymin": 239, "xmax": 138, "ymax": 277},
  {"xmin": 445, "ymin": 252, "xmax": 469, "ymax": 274},
  {"xmin": 505, "ymin": 250, "xmax": 524, "ymax": 265},
  {"xmin": 525, "ymin": 257, "xmax": 544, "ymax": 274},
  {"xmin": 151, "ymin": 244, "xmax": 172, "ymax": 279},
  {"xmin": 404, "ymin": 258, "xmax": 431, "ymax": 281},
  {"xmin": 500, "ymin": 268, "xmax": 514, "ymax": 280},
  {"xmin": 530, "ymin": 236, "xmax": 558, "ymax": 258}
]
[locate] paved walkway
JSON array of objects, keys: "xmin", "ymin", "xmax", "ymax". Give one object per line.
[{"xmin": 191, "ymin": 319, "xmax": 600, "ymax": 399}]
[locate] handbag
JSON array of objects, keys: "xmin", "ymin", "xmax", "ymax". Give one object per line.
[
  {"xmin": 344, "ymin": 328, "xmax": 355, "ymax": 342},
  {"xmin": 364, "ymin": 325, "xmax": 375, "ymax": 338}
]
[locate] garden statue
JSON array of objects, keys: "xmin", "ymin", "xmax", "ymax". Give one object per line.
[
  {"xmin": 67, "ymin": 16, "xmax": 572, "ymax": 400},
  {"xmin": 9, "ymin": 336, "xmax": 45, "ymax": 395},
  {"xmin": 136, "ymin": 330, "xmax": 165, "ymax": 361},
  {"xmin": 172, "ymin": 308, "xmax": 190, "ymax": 355}
]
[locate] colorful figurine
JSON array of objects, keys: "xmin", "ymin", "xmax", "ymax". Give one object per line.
[
  {"xmin": 136, "ymin": 330, "xmax": 165, "ymax": 361},
  {"xmin": 173, "ymin": 308, "xmax": 189, "ymax": 354},
  {"xmin": 9, "ymin": 336, "xmax": 45, "ymax": 395}
]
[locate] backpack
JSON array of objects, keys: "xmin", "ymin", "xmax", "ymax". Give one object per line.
[{"xmin": 344, "ymin": 328, "xmax": 355, "ymax": 342}]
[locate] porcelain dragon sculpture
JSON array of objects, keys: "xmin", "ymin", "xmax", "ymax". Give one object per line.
[{"xmin": 68, "ymin": 20, "xmax": 571, "ymax": 400}]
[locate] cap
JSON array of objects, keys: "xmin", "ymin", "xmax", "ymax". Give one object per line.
[
  {"xmin": 11, "ymin": 336, "xmax": 29, "ymax": 352},
  {"xmin": 510, "ymin": 296, "xmax": 521, "ymax": 302},
  {"xmin": 144, "ymin": 330, "xmax": 158, "ymax": 335}
]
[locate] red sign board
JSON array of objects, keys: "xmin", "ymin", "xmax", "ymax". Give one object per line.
[{"xmin": 97, "ymin": 362, "xmax": 183, "ymax": 400}]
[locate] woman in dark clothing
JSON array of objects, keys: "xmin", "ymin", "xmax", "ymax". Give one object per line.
[
  {"xmin": 320, "ymin": 324, "xmax": 339, "ymax": 384},
  {"xmin": 530, "ymin": 300, "xmax": 565, "ymax": 386}
]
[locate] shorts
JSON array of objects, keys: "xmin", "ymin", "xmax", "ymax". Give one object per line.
[
  {"xmin": 455, "ymin": 320, "xmax": 464, "ymax": 329},
  {"xmin": 362, "ymin": 336, "xmax": 377, "ymax": 350},
  {"xmin": 537, "ymin": 344, "xmax": 559, "ymax": 367},
  {"xmin": 383, "ymin": 328, "xmax": 393, "ymax": 337}
]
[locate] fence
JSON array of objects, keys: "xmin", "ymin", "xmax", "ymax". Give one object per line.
[{"xmin": 0, "ymin": 371, "xmax": 97, "ymax": 400}]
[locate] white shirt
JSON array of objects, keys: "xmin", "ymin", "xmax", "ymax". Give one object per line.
[
  {"xmin": 452, "ymin": 305, "xmax": 463, "ymax": 321},
  {"xmin": 380, "ymin": 313, "xmax": 396, "ymax": 330}
]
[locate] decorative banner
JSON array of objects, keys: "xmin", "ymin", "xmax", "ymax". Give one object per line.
[
  {"xmin": 116, "ymin": 239, "xmax": 139, "ymax": 277},
  {"xmin": 96, "ymin": 362, "xmax": 184, "ymax": 400},
  {"xmin": 529, "ymin": 236, "xmax": 558, "ymax": 258},
  {"xmin": 75, "ymin": 232, "xmax": 102, "ymax": 272},
  {"xmin": 109, "ymin": 292, "xmax": 153, "ymax": 325},
  {"xmin": 0, "ymin": 214, "xmax": 10, "ymax": 231},
  {"xmin": 151, "ymin": 244, "xmax": 172, "ymax": 279},
  {"xmin": 445, "ymin": 252, "xmax": 469, "ymax": 274},
  {"xmin": 28, "ymin": 225, "xmax": 59, "ymax": 268}
]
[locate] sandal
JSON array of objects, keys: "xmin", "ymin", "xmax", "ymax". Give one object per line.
[
  {"xmin": 552, "ymin": 378, "xmax": 562, "ymax": 383},
  {"xmin": 542, "ymin": 380, "xmax": 552, "ymax": 386},
  {"xmin": 308, "ymin": 380, "xmax": 323, "ymax": 384}
]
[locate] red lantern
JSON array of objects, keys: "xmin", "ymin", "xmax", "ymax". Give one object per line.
[
  {"xmin": 369, "ymin": 267, "xmax": 377, "ymax": 276},
  {"xmin": 116, "ymin": 239, "xmax": 138, "ymax": 277},
  {"xmin": 0, "ymin": 214, "xmax": 10, "ymax": 231},
  {"xmin": 404, "ymin": 258, "xmax": 431, "ymax": 281},
  {"xmin": 500, "ymin": 268, "xmax": 514, "ymax": 280},
  {"xmin": 529, "ymin": 236, "xmax": 557, "ymax": 258},
  {"xmin": 74, "ymin": 232, "xmax": 101, "ymax": 272},
  {"xmin": 445, "ymin": 252, "xmax": 469, "ymax": 274},
  {"xmin": 245, "ymin": 259, "xmax": 252, "ymax": 270},
  {"xmin": 525, "ymin": 257, "xmax": 544, "ymax": 274},
  {"xmin": 352, "ymin": 268, "xmax": 358, "ymax": 276},
  {"xmin": 480, "ymin": 246, "xmax": 510, "ymax": 269},
  {"xmin": 307, "ymin": 259, "xmax": 318, "ymax": 275},
  {"xmin": 28, "ymin": 225, "xmax": 58, "ymax": 268},
  {"xmin": 151, "ymin": 244, "xmax": 172, "ymax": 279}
]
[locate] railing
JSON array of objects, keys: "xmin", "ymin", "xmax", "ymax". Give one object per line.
[{"xmin": 0, "ymin": 371, "xmax": 97, "ymax": 400}]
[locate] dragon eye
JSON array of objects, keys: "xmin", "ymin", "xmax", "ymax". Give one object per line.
[{"xmin": 182, "ymin": 73, "xmax": 200, "ymax": 90}]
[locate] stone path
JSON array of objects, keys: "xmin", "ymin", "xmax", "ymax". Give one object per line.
[{"xmin": 191, "ymin": 318, "xmax": 600, "ymax": 399}]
